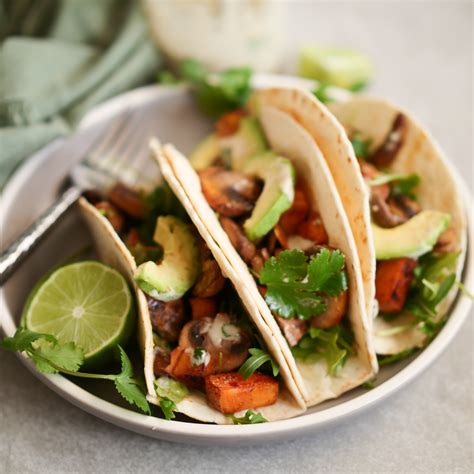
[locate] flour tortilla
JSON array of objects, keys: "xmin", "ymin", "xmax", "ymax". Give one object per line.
[
  {"xmin": 155, "ymin": 101, "xmax": 378, "ymax": 407},
  {"xmin": 250, "ymin": 87, "xmax": 376, "ymax": 322},
  {"xmin": 79, "ymin": 189, "xmax": 305, "ymax": 423},
  {"xmin": 328, "ymin": 96, "xmax": 468, "ymax": 354}
]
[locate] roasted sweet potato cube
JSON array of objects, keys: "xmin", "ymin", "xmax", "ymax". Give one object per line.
[
  {"xmin": 166, "ymin": 347, "xmax": 205, "ymax": 390},
  {"xmin": 189, "ymin": 297, "xmax": 218, "ymax": 320},
  {"xmin": 205, "ymin": 372, "xmax": 279, "ymax": 414},
  {"xmin": 376, "ymin": 258, "xmax": 417, "ymax": 313},
  {"xmin": 278, "ymin": 189, "xmax": 309, "ymax": 234},
  {"xmin": 297, "ymin": 212, "xmax": 328, "ymax": 244}
]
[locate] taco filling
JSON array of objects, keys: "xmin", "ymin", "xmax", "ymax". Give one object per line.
[
  {"xmin": 348, "ymin": 113, "xmax": 461, "ymax": 348},
  {"xmin": 189, "ymin": 108, "xmax": 356, "ymax": 376},
  {"xmin": 83, "ymin": 182, "xmax": 296, "ymax": 417}
]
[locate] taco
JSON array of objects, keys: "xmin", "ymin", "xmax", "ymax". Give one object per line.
[
  {"xmin": 152, "ymin": 88, "xmax": 378, "ymax": 407},
  {"xmin": 78, "ymin": 181, "xmax": 305, "ymax": 423},
  {"xmin": 325, "ymin": 96, "xmax": 468, "ymax": 356}
]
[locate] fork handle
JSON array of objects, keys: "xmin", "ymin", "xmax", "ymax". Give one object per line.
[{"xmin": 0, "ymin": 186, "xmax": 82, "ymax": 285}]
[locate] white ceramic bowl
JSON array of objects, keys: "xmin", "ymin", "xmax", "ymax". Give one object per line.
[{"xmin": 1, "ymin": 75, "xmax": 472, "ymax": 445}]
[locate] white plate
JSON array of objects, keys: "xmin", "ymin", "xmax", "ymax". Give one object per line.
[{"xmin": 1, "ymin": 75, "xmax": 472, "ymax": 446}]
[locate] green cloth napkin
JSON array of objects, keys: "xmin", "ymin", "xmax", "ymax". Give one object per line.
[{"xmin": 0, "ymin": 0, "xmax": 161, "ymax": 188}]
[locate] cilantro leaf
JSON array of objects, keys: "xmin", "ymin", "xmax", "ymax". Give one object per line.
[
  {"xmin": 34, "ymin": 341, "xmax": 84, "ymax": 372},
  {"xmin": 0, "ymin": 330, "xmax": 151, "ymax": 415},
  {"xmin": 313, "ymin": 83, "xmax": 333, "ymax": 104},
  {"xmin": 239, "ymin": 348, "xmax": 279, "ymax": 380},
  {"xmin": 114, "ymin": 347, "xmax": 151, "ymax": 415},
  {"xmin": 180, "ymin": 59, "xmax": 252, "ymax": 118},
  {"xmin": 307, "ymin": 249, "xmax": 347, "ymax": 296},
  {"xmin": 390, "ymin": 173, "xmax": 420, "ymax": 200},
  {"xmin": 351, "ymin": 132, "xmax": 371, "ymax": 159},
  {"xmin": 231, "ymin": 410, "xmax": 267, "ymax": 424},
  {"xmin": 159, "ymin": 397, "xmax": 177, "ymax": 420},
  {"xmin": 291, "ymin": 325, "xmax": 354, "ymax": 375},
  {"xmin": 0, "ymin": 327, "xmax": 55, "ymax": 352},
  {"xmin": 260, "ymin": 249, "xmax": 348, "ymax": 320}
]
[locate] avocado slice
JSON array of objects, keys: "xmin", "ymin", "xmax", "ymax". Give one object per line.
[
  {"xmin": 373, "ymin": 210, "xmax": 451, "ymax": 260},
  {"xmin": 189, "ymin": 117, "xmax": 267, "ymax": 171},
  {"xmin": 134, "ymin": 216, "xmax": 199, "ymax": 300},
  {"xmin": 189, "ymin": 133, "xmax": 221, "ymax": 171},
  {"xmin": 298, "ymin": 46, "xmax": 374, "ymax": 90},
  {"xmin": 221, "ymin": 116, "xmax": 268, "ymax": 170},
  {"xmin": 242, "ymin": 152, "xmax": 295, "ymax": 241}
]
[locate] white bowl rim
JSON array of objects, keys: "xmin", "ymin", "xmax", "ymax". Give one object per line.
[{"xmin": 1, "ymin": 75, "xmax": 472, "ymax": 443}]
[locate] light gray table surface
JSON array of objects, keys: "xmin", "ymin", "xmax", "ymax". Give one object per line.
[{"xmin": 1, "ymin": 2, "xmax": 472, "ymax": 473}]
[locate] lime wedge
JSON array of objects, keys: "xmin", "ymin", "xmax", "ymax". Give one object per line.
[{"xmin": 25, "ymin": 261, "xmax": 135, "ymax": 367}]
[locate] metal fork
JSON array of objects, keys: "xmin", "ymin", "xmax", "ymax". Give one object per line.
[{"xmin": 0, "ymin": 109, "xmax": 157, "ymax": 284}]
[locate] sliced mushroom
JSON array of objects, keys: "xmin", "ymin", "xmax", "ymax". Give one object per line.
[
  {"xmin": 434, "ymin": 227, "xmax": 457, "ymax": 253},
  {"xmin": 220, "ymin": 216, "xmax": 257, "ymax": 263},
  {"xmin": 178, "ymin": 314, "xmax": 251, "ymax": 373},
  {"xmin": 199, "ymin": 166, "xmax": 261, "ymax": 217},
  {"xmin": 392, "ymin": 195, "xmax": 421, "ymax": 219},
  {"xmin": 311, "ymin": 291, "xmax": 348, "ymax": 329},
  {"xmin": 192, "ymin": 258, "xmax": 226, "ymax": 298},
  {"xmin": 108, "ymin": 182, "xmax": 144, "ymax": 219},
  {"xmin": 179, "ymin": 317, "xmax": 213, "ymax": 349},
  {"xmin": 276, "ymin": 316, "xmax": 308, "ymax": 347},
  {"xmin": 148, "ymin": 297, "xmax": 187, "ymax": 342},
  {"xmin": 204, "ymin": 313, "xmax": 252, "ymax": 372},
  {"xmin": 370, "ymin": 193, "xmax": 407, "ymax": 228},
  {"xmin": 371, "ymin": 113, "xmax": 407, "ymax": 167},
  {"xmin": 358, "ymin": 159, "xmax": 390, "ymax": 201}
]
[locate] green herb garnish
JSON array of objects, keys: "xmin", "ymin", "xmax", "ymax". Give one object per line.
[
  {"xmin": 351, "ymin": 132, "xmax": 371, "ymax": 160},
  {"xmin": 1, "ymin": 328, "xmax": 150, "ymax": 414},
  {"xmin": 259, "ymin": 249, "xmax": 348, "ymax": 320},
  {"xmin": 180, "ymin": 59, "xmax": 252, "ymax": 118},
  {"xmin": 404, "ymin": 251, "xmax": 459, "ymax": 340},
  {"xmin": 291, "ymin": 325, "xmax": 354, "ymax": 375},
  {"xmin": 192, "ymin": 347, "xmax": 207, "ymax": 366},
  {"xmin": 378, "ymin": 349, "xmax": 417, "ymax": 366},
  {"xmin": 159, "ymin": 397, "xmax": 177, "ymax": 421},
  {"xmin": 362, "ymin": 379, "xmax": 376, "ymax": 390},
  {"xmin": 369, "ymin": 172, "xmax": 421, "ymax": 200},
  {"xmin": 157, "ymin": 70, "xmax": 180, "ymax": 85},
  {"xmin": 231, "ymin": 410, "xmax": 267, "ymax": 424},
  {"xmin": 239, "ymin": 348, "xmax": 279, "ymax": 380},
  {"xmin": 312, "ymin": 83, "xmax": 333, "ymax": 104}
]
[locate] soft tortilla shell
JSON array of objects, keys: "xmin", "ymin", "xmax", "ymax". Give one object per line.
[
  {"xmin": 78, "ymin": 198, "xmax": 154, "ymax": 393},
  {"xmin": 158, "ymin": 104, "xmax": 378, "ymax": 406},
  {"xmin": 152, "ymin": 139, "xmax": 306, "ymax": 419},
  {"xmin": 79, "ymin": 189, "xmax": 305, "ymax": 423},
  {"xmin": 251, "ymin": 87, "xmax": 376, "ymax": 323},
  {"xmin": 329, "ymin": 96, "xmax": 467, "ymax": 354}
]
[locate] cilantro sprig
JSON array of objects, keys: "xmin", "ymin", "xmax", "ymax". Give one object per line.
[
  {"xmin": 239, "ymin": 348, "xmax": 279, "ymax": 380},
  {"xmin": 259, "ymin": 249, "xmax": 348, "ymax": 320},
  {"xmin": 230, "ymin": 410, "xmax": 267, "ymax": 424},
  {"xmin": 180, "ymin": 59, "xmax": 252, "ymax": 118},
  {"xmin": 291, "ymin": 325, "xmax": 354, "ymax": 375},
  {"xmin": 1, "ymin": 328, "xmax": 150, "ymax": 415}
]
